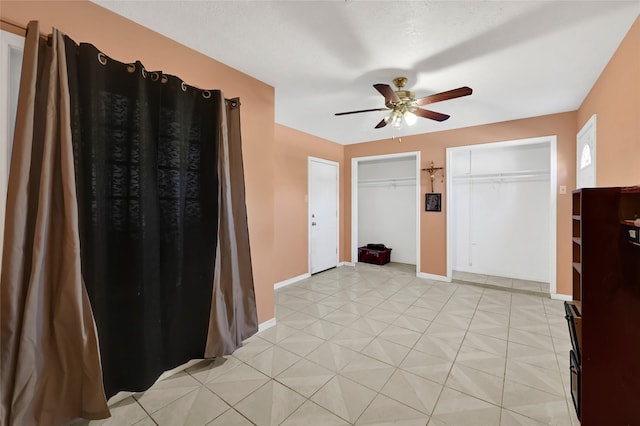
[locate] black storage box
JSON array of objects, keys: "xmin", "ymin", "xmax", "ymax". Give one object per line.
[
  {"xmin": 570, "ymin": 349, "xmax": 581, "ymax": 420},
  {"xmin": 563, "ymin": 301, "xmax": 582, "ymax": 360},
  {"xmin": 358, "ymin": 246, "xmax": 392, "ymax": 265}
]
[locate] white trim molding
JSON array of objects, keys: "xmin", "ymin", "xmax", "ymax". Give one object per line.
[
  {"xmin": 417, "ymin": 272, "xmax": 452, "ymax": 282},
  {"xmin": 258, "ymin": 318, "xmax": 276, "ymax": 332},
  {"xmin": 576, "ymin": 114, "xmax": 597, "ymax": 188},
  {"xmin": 0, "ymin": 30, "xmax": 24, "ymax": 279},
  {"xmin": 274, "ymin": 273, "xmax": 310, "ymax": 290},
  {"xmin": 339, "ymin": 262, "xmax": 355, "ymax": 267}
]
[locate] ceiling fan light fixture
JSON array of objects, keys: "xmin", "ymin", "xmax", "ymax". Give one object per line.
[
  {"xmin": 385, "ymin": 110, "xmax": 403, "ymax": 128},
  {"xmin": 384, "ymin": 109, "xmax": 398, "ymax": 123},
  {"xmin": 335, "ymin": 77, "xmax": 472, "ymax": 129},
  {"xmin": 404, "ymin": 111, "xmax": 417, "ymax": 126}
]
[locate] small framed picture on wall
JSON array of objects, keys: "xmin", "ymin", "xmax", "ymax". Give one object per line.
[{"xmin": 425, "ymin": 193, "xmax": 442, "ymax": 212}]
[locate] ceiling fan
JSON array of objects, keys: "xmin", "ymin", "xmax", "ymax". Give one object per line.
[{"xmin": 335, "ymin": 77, "xmax": 472, "ymax": 129}]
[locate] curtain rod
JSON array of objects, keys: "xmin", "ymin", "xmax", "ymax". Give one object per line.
[
  {"xmin": 1, "ymin": 18, "xmax": 239, "ymax": 106},
  {"xmin": 1, "ymin": 18, "xmax": 47, "ymax": 40},
  {"xmin": 0, "ymin": 18, "xmax": 26, "ymax": 32}
]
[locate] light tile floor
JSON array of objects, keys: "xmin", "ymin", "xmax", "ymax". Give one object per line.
[{"xmin": 78, "ymin": 263, "xmax": 578, "ymax": 426}]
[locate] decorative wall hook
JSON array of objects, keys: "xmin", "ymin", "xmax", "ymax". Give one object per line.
[{"xmin": 422, "ymin": 161, "xmax": 445, "ymax": 192}]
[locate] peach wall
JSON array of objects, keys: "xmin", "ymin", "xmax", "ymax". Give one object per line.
[
  {"xmin": 6, "ymin": 2, "xmax": 635, "ymax": 313},
  {"xmin": 344, "ymin": 112, "xmax": 577, "ymax": 296},
  {"xmin": 1, "ymin": 1, "xmax": 276, "ymax": 322},
  {"xmin": 274, "ymin": 125, "xmax": 344, "ymax": 283},
  {"xmin": 578, "ymin": 16, "xmax": 640, "ymax": 187}
]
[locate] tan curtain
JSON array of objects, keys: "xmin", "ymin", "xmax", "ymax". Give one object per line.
[
  {"xmin": 205, "ymin": 97, "xmax": 258, "ymax": 356},
  {"xmin": 0, "ymin": 21, "xmax": 109, "ymax": 425}
]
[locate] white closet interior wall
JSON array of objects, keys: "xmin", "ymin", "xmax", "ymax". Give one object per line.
[
  {"xmin": 358, "ymin": 157, "xmax": 416, "ymax": 265},
  {"xmin": 451, "ymin": 143, "xmax": 551, "ymax": 282}
]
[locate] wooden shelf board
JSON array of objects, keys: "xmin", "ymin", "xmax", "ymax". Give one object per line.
[
  {"xmin": 573, "ymin": 262, "xmax": 582, "ymax": 273},
  {"xmin": 621, "ymin": 219, "xmax": 639, "ymax": 227},
  {"xmin": 621, "ymin": 186, "xmax": 640, "ymax": 193}
]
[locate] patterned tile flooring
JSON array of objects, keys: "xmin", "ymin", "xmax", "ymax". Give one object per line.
[{"xmin": 78, "ymin": 263, "xmax": 578, "ymax": 425}]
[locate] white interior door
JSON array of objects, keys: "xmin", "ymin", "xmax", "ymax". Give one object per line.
[
  {"xmin": 577, "ymin": 114, "xmax": 597, "ymax": 188},
  {"xmin": 309, "ymin": 158, "xmax": 338, "ymax": 274},
  {"xmin": 1, "ymin": 30, "xmax": 25, "ymax": 277}
]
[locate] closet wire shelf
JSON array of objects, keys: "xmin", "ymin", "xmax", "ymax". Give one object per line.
[{"xmin": 452, "ymin": 169, "xmax": 550, "ymax": 183}]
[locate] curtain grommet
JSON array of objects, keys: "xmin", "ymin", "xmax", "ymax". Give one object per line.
[
  {"xmin": 97, "ymin": 52, "xmax": 107, "ymax": 65},
  {"xmin": 151, "ymin": 72, "xmax": 160, "ymax": 82},
  {"xmin": 181, "ymin": 82, "xmax": 187, "ymax": 92},
  {"xmin": 141, "ymin": 67, "xmax": 147, "ymax": 78},
  {"xmin": 202, "ymin": 90, "xmax": 211, "ymax": 99},
  {"xmin": 161, "ymin": 75, "xmax": 168, "ymax": 84},
  {"xmin": 126, "ymin": 63, "xmax": 135, "ymax": 73}
]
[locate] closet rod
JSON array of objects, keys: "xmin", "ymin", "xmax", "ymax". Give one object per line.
[
  {"xmin": 359, "ymin": 177, "xmax": 415, "ymax": 184},
  {"xmin": 452, "ymin": 169, "xmax": 549, "ymax": 179}
]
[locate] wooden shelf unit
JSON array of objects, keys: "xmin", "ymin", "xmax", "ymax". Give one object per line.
[{"xmin": 568, "ymin": 187, "xmax": 640, "ymax": 425}]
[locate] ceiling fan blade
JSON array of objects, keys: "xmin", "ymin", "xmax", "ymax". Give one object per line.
[
  {"xmin": 416, "ymin": 86, "xmax": 472, "ymax": 106},
  {"xmin": 375, "ymin": 118, "xmax": 388, "ymax": 128},
  {"xmin": 373, "ymin": 83, "xmax": 400, "ymax": 103},
  {"xmin": 414, "ymin": 108, "xmax": 450, "ymax": 122},
  {"xmin": 335, "ymin": 107, "xmax": 389, "ymax": 116}
]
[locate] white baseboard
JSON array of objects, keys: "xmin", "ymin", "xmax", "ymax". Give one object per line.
[
  {"xmin": 339, "ymin": 262, "xmax": 355, "ymax": 267},
  {"xmin": 258, "ymin": 318, "xmax": 276, "ymax": 332},
  {"xmin": 550, "ymin": 293, "xmax": 572, "ymax": 301},
  {"xmin": 417, "ymin": 272, "xmax": 452, "ymax": 282},
  {"xmin": 274, "ymin": 273, "xmax": 310, "ymax": 290}
]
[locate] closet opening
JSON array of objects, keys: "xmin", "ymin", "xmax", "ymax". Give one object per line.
[
  {"xmin": 351, "ymin": 152, "xmax": 421, "ymax": 274},
  {"xmin": 446, "ymin": 136, "xmax": 557, "ymax": 296}
]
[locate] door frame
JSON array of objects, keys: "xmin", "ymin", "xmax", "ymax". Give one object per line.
[
  {"xmin": 308, "ymin": 156, "xmax": 340, "ymax": 274},
  {"xmin": 446, "ymin": 136, "xmax": 558, "ymax": 296},
  {"xmin": 351, "ymin": 151, "xmax": 421, "ymax": 274},
  {"xmin": 577, "ymin": 114, "xmax": 597, "ymax": 188},
  {"xmin": 0, "ymin": 30, "xmax": 25, "ymax": 278}
]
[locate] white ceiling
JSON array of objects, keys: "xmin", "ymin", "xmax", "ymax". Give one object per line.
[{"xmin": 94, "ymin": 1, "xmax": 640, "ymax": 145}]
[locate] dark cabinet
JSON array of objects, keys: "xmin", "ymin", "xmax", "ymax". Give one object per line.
[{"xmin": 568, "ymin": 187, "xmax": 640, "ymax": 425}]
